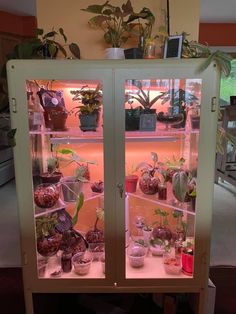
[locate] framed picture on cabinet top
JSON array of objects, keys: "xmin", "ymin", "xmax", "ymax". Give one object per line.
[{"xmin": 163, "ymin": 35, "xmax": 183, "ymax": 59}]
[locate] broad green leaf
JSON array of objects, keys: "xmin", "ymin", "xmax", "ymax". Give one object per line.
[
  {"xmin": 59, "ymin": 28, "xmax": 67, "ymax": 43},
  {"xmin": 69, "ymin": 43, "xmax": 80, "ymax": 59}
]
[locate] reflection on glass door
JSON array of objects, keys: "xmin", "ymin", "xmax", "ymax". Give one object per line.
[
  {"xmin": 27, "ymin": 79, "xmax": 105, "ymax": 279},
  {"xmin": 124, "ymin": 78, "xmax": 201, "ymax": 279}
]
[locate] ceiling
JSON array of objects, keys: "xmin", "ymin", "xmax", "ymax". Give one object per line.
[{"xmin": 0, "ymin": 0, "xmax": 236, "ymax": 22}]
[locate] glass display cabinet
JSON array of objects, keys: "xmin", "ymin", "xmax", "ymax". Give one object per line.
[{"xmin": 7, "ymin": 59, "xmax": 219, "ymax": 314}]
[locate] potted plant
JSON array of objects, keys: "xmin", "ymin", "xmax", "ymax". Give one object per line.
[
  {"xmin": 126, "ymin": 80, "xmax": 164, "ymax": 131},
  {"xmin": 159, "ymin": 88, "xmax": 199, "ymax": 129},
  {"xmin": 5, "ymin": 27, "xmax": 80, "ymax": 60},
  {"xmin": 125, "ymin": 163, "xmax": 139, "ymax": 193},
  {"xmin": 36, "ymin": 213, "xmax": 62, "ymax": 257},
  {"xmin": 172, "ymin": 210, "xmax": 187, "ymax": 242},
  {"xmin": 70, "ymin": 84, "xmax": 102, "ymax": 132},
  {"xmin": 58, "ymin": 148, "xmax": 96, "ymax": 202},
  {"xmin": 135, "ymin": 152, "xmax": 160, "ymax": 195},
  {"xmin": 159, "ymin": 156, "xmax": 185, "ymax": 183},
  {"xmin": 181, "ymin": 239, "xmax": 194, "ymax": 275},
  {"xmin": 125, "ymin": 98, "xmax": 142, "ymax": 131},
  {"xmin": 149, "ymin": 238, "xmax": 170, "ymax": 256},
  {"xmin": 172, "ymin": 170, "xmax": 197, "ymax": 205},
  {"xmin": 85, "ymin": 207, "xmax": 104, "ymax": 260},
  {"xmin": 59, "ymin": 193, "xmax": 88, "ymax": 256},
  {"xmin": 81, "ymin": 0, "xmax": 137, "ymax": 59},
  {"xmin": 127, "ymin": 241, "xmax": 146, "ymax": 268},
  {"xmin": 40, "ymin": 156, "xmax": 63, "ymax": 184},
  {"xmin": 152, "ymin": 208, "xmax": 172, "ymax": 242}
]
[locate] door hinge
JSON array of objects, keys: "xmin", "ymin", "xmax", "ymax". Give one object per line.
[
  {"xmin": 211, "ymin": 97, "xmax": 217, "ymax": 112},
  {"xmin": 11, "ymin": 98, "xmax": 17, "ymax": 113}
]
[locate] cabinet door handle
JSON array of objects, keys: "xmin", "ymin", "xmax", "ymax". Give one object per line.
[{"xmin": 117, "ymin": 183, "xmax": 124, "ymax": 198}]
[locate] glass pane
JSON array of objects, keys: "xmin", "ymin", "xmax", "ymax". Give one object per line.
[
  {"xmin": 26, "ymin": 79, "xmax": 105, "ymax": 279},
  {"xmin": 124, "ymin": 78, "xmax": 201, "ymax": 279}
]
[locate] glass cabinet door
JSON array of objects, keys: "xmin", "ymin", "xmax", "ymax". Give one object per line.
[
  {"xmin": 113, "ymin": 64, "xmax": 212, "ymax": 285},
  {"xmin": 28, "ymin": 78, "xmax": 107, "ymax": 279}
]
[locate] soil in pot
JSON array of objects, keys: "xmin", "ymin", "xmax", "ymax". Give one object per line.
[
  {"xmin": 139, "ymin": 174, "xmax": 159, "ymax": 195},
  {"xmin": 40, "ymin": 171, "xmax": 62, "ymax": 184},
  {"xmin": 50, "ymin": 110, "xmax": 68, "ymax": 131},
  {"xmin": 34, "ymin": 183, "xmax": 60, "ymax": 208},
  {"xmin": 37, "ymin": 232, "xmax": 62, "ymax": 257}
]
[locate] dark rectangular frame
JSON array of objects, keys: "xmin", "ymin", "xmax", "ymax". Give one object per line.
[{"xmin": 163, "ymin": 35, "xmax": 183, "ymax": 59}]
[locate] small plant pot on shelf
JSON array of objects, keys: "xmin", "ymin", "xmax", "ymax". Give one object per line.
[
  {"xmin": 105, "ymin": 47, "xmax": 125, "ymax": 59},
  {"xmin": 79, "ymin": 113, "xmax": 98, "ymax": 132},
  {"xmin": 125, "ymin": 109, "xmax": 140, "ymax": 131},
  {"xmin": 127, "ymin": 243, "xmax": 146, "ymax": 268},
  {"xmin": 125, "ymin": 175, "xmax": 138, "ymax": 193},
  {"xmin": 72, "ymin": 251, "xmax": 92, "ymax": 276},
  {"xmin": 124, "ymin": 48, "xmax": 143, "ymax": 59},
  {"xmin": 37, "ymin": 233, "xmax": 62, "ymax": 257},
  {"xmin": 163, "ymin": 252, "xmax": 181, "ymax": 275},
  {"xmin": 139, "ymin": 175, "xmax": 159, "ymax": 195},
  {"xmin": 181, "ymin": 251, "xmax": 194, "ymax": 275},
  {"xmin": 49, "ymin": 110, "xmax": 68, "ymax": 131},
  {"xmin": 40, "ymin": 172, "xmax": 63, "ymax": 184},
  {"xmin": 34, "ymin": 183, "xmax": 60, "ymax": 208},
  {"xmin": 60, "ymin": 177, "xmax": 83, "ymax": 202}
]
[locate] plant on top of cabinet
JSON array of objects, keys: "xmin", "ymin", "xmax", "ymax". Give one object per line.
[
  {"xmin": 5, "ymin": 28, "xmax": 80, "ymax": 60},
  {"xmin": 85, "ymin": 208, "xmax": 104, "ymax": 260},
  {"xmin": 135, "ymin": 152, "xmax": 160, "ymax": 195},
  {"xmin": 36, "ymin": 213, "xmax": 62, "ymax": 257},
  {"xmin": 81, "ymin": 0, "xmax": 136, "ymax": 49},
  {"xmin": 58, "ymin": 148, "xmax": 96, "ymax": 202},
  {"xmin": 70, "ymin": 84, "xmax": 102, "ymax": 131}
]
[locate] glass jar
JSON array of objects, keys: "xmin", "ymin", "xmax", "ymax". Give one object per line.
[
  {"xmin": 61, "ymin": 251, "xmax": 72, "ymax": 272},
  {"xmin": 143, "ymin": 40, "xmax": 156, "ymax": 59},
  {"xmin": 34, "ymin": 183, "xmax": 59, "ymax": 208}
]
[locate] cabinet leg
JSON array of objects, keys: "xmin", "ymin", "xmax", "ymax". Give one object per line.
[{"xmin": 24, "ymin": 288, "xmax": 34, "ymax": 314}]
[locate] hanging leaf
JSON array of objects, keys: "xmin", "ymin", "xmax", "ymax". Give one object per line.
[{"xmin": 69, "ymin": 43, "xmax": 80, "ymax": 59}]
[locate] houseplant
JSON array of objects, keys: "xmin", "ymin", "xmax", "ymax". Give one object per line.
[
  {"xmin": 85, "ymin": 207, "xmax": 104, "ymax": 260},
  {"xmin": 135, "ymin": 151, "xmax": 160, "ymax": 195},
  {"xmin": 59, "ymin": 193, "xmax": 88, "ymax": 256},
  {"xmin": 70, "ymin": 84, "xmax": 102, "ymax": 131},
  {"xmin": 58, "ymin": 148, "xmax": 96, "ymax": 201},
  {"xmin": 126, "ymin": 80, "xmax": 164, "ymax": 131},
  {"xmin": 36, "ymin": 213, "xmax": 62, "ymax": 257},
  {"xmin": 181, "ymin": 238, "xmax": 194, "ymax": 275},
  {"xmin": 152, "ymin": 208, "xmax": 172, "ymax": 242},
  {"xmin": 158, "ymin": 88, "xmax": 199, "ymax": 129},
  {"xmin": 172, "ymin": 170, "xmax": 197, "ymax": 206},
  {"xmin": 40, "ymin": 156, "xmax": 62, "ymax": 184},
  {"xmin": 81, "ymin": 0, "xmax": 137, "ymax": 59}
]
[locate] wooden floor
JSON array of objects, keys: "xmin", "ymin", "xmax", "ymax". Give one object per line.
[{"xmin": 0, "ymin": 267, "xmax": 235, "ymax": 314}]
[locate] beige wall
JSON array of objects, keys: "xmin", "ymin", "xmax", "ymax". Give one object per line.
[
  {"xmin": 36, "ymin": 0, "xmax": 199, "ymax": 59},
  {"xmin": 169, "ymin": 0, "xmax": 199, "ymax": 41}
]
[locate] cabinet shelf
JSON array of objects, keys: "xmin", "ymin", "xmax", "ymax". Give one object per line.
[
  {"xmin": 35, "ymin": 184, "xmax": 103, "ymax": 217},
  {"xmin": 30, "ymin": 128, "xmax": 199, "ymax": 144},
  {"xmin": 39, "ymin": 251, "xmax": 191, "ymax": 280},
  {"xmin": 127, "ymin": 189, "xmax": 195, "ymax": 216}
]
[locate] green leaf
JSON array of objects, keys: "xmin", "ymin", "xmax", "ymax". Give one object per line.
[
  {"xmin": 72, "ymin": 192, "xmax": 84, "ymax": 226},
  {"xmin": 69, "ymin": 43, "xmax": 80, "ymax": 59},
  {"xmin": 43, "ymin": 31, "xmax": 57, "ymax": 39},
  {"xmin": 59, "ymin": 28, "xmax": 67, "ymax": 42},
  {"xmin": 121, "ymin": 0, "xmax": 133, "ymax": 15},
  {"xmin": 89, "ymin": 15, "xmax": 111, "ymax": 28},
  {"xmin": 58, "ymin": 148, "xmax": 74, "ymax": 155},
  {"xmin": 81, "ymin": 2, "xmax": 109, "ymax": 14},
  {"xmin": 36, "ymin": 28, "xmax": 44, "ymax": 36}
]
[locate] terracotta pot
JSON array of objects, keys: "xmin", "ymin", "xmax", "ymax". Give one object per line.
[
  {"xmin": 50, "ymin": 111, "xmax": 68, "ymax": 131},
  {"xmin": 125, "ymin": 175, "xmax": 138, "ymax": 193},
  {"xmin": 181, "ymin": 252, "xmax": 194, "ymax": 275}
]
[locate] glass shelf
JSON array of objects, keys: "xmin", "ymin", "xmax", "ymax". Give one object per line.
[
  {"xmin": 35, "ymin": 184, "xmax": 103, "ymax": 218},
  {"xmin": 127, "ymin": 188, "xmax": 196, "ymax": 216}
]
